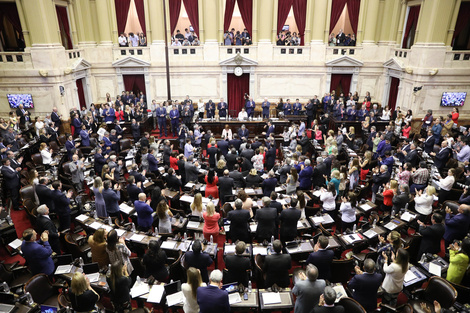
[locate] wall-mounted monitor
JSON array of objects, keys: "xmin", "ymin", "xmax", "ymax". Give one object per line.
[
  {"xmin": 282, "ymin": 25, "xmax": 289, "ymax": 31},
  {"xmin": 7, "ymin": 94, "xmax": 34, "ymax": 109},
  {"xmin": 440, "ymin": 92, "xmax": 466, "ymax": 107}
]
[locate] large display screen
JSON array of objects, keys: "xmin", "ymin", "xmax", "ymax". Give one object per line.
[
  {"xmin": 7, "ymin": 94, "xmax": 34, "ymax": 108},
  {"xmin": 440, "ymin": 92, "xmax": 466, "ymax": 107}
]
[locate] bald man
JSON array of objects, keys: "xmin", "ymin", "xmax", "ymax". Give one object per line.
[{"xmin": 134, "ymin": 193, "xmax": 155, "ymax": 231}]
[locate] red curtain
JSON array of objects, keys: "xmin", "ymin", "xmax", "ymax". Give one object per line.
[
  {"xmin": 227, "ymin": 73, "xmax": 250, "ymax": 115},
  {"xmin": 134, "ymin": 0, "xmax": 146, "ymax": 34},
  {"xmin": 292, "ymin": 0, "xmax": 307, "ymax": 45},
  {"xmin": 388, "ymin": 77, "xmax": 400, "ymax": 112},
  {"xmin": 237, "ymin": 0, "xmax": 253, "ymax": 37},
  {"xmin": 170, "ymin": 0, "xmax": 182, "ymax": 35},
  {"xmin": 452, "ymin": 2, "xmax": 470, "ymax": 44},
  {"xmin": 277, "ymin": 0, "xmax": 294, "ymax": 34},
  {"xmin": 115, "ymin": 0, "xmax": 132, "ymax": 34},
  {"xmin": 183, "ymin": 0, "xmax": 200, "ymax": 37},
  {"xmin": 76, "ymin": 79, "xmax": 87, "ymax": 109},
  {"xmin": 329, "ymin": 0, "xmax": 347, "ymax": 34},
  {"xmin": 123, "ymin": 75, "xmax": 146, "ymax": 95},
  {"xmin": 330, "ymin": 74, "xmax": 352, "ymax": 97},
  {"xmin": 224, "ymin": 0, "xmax": 237, "ymax": 32},
  {"xmin": 347, "ymin": 0, "xmax": 360, "ymax": 36},
  {"xmin": 402, "ymin": 5, "xmax": 420, "ymax": 48},
  {"xmin": 56, "ymin": 6, "xmax": 73, "ymax": 49}
]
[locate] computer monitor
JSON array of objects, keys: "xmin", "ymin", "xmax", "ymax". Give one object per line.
[
  {"xmin": 164, "ymin": 280, "xmax": 182, "ymax": 296},
  {"xmin": 82, "ymin": 262, "xmax": 100, "ymax": 275},
  {"xmin": 40, "ymin": 305, "xmax": 57, "ymax": 313},
  {"xmin": 55, "ymin": 254, "xmax": 73, "ymax": 267}
]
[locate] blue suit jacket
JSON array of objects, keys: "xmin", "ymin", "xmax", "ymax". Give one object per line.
[
  {"xmin": 104, "ymin": 108, "xmax": 115, "ymax": 123},
  {"xmin": 102, "ymin": 188, "xmax": 120, "ymax": 214},
  {"xmin": 348, "ymin": 272, "xmax": 383, "ymax": 311},
  {"xmin": 156, "ymin": 107, "xmax": 167, "ymax": 120},
  {"xmin": 65, "ymin": 140, "xmax": 75, "ymax": 160},
  {"xmin": 444, "ymin": 213, "xmax": 470, "ymax": 243},
  {"xmin": 21, "ymin": 240, "xmax": 54, "ymax": 275},
  {"xmin": 299, "ymin": 166, "xmax": 313, "ymax": 189},
  {"xmin": 262, "ymin": 177, "xmax": 278, "ymax": 197},
  {"xmin": 80, "ymin": 129, "xmax": 90, "ymax": 146},
  {"xmin": 262, "ymin": 101, "xmax": 270, "ymax": 114},
  {"xmin": 266, "ymin": 125, "xmax": 275, "ymax": 138},
  {"xmin": 134, "ymin": 200, "xmax": 154, "ymax": 228},
  {"xmin": 306, "ymin": 249, "xmax": 335, "ymax": 281},
  {"xmin": 51, "ymin": 189, "xmax": 70, "ymax": 216},
  {"xmin": 94, "ymin": 153, "xmax": 106, "ymax": 175},
  {"xmin": 170, "ymin": 109, "xmax": 179, "ymax": 122},
  {"xmin": 148, "ymin": 153, "xmax": 159, "ymax": 172},
  {"xmin": 197, "ymin": 285, "xmax": 230, "ymax": 313}
]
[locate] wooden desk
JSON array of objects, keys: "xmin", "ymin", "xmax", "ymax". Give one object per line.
[
  {"xmin": 258, "ymin": 289, "xmax": 294, "ymax": 312},
  {"xmin": 330, "ymin": 119, "xmax": 389, "ymax": 134},
  {"xmin": 223, "ymin": 243, "xmax": 252, "ymax": 257},
  {"xmin": 231, "ymin": 289, "xmax": 259, "ymax": 309},
  {"xmin": 285, "ymin": 240, "xmax": 314, "ymax": 255},
  {"xmin": 198, "ymin": 120, "xmax": 290, "ymax": 137},
  {"xmin": 105, "ymin": 116, "xmax": 153, "ymax": 136}
]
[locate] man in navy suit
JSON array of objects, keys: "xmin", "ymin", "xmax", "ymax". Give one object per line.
[
  {"xmin": 131, "ymin": 119, "xmax": 141, "ymax": 142},
  {"xmin": 21, "ymin": 228, "xmax": 54, "ymax": 276},
  {"xmin": 228, "ymin": 199, "xmax": 251, "ymax": 243},
  {"xmin": 35, "ymin": 205, "xmax": 61, "ymax": 254},
  {"xmin": 94, "ymin": 147, "xmax": 108, "ymax": 176},
  {"xmin": 261, "ymin": 98, "xmax": 270, "ymax": 119},
  {"xmin": 238, "ymin": 125, "xmax": 249, "ymax": 141},
  {"xmin": 263, "ymin": 240, "xmax": 292, "ymax": 288},
  {"xmin": 185, "ymin": 240, "xmax": 213, "ymax": 283},
  {"xmin": 245, "ymin": 97, "xmax": 255, "ymax": 118},
  {"xmin": 148, "ymin": 148, "xmax": 159, "ymax": 177},
  {"xmin": 169, "ymin": 105, "xmax": 180, "ymax": 137},
  {"xmin": 51, "ymin": 107, "xmax": 62, "ymax": 131},
  {"xmin": 430, "ymin": 140, "xmax": 451, "ymax": 172},
  {"xmin": 134, "ymin": 193, "xmax": 154, "ymax": 231},
  {"xmin": 129, "ymin": 164, "xmax": 146, "ymax": 184},
  {"xmin": 417, "ymin": 213, "xmax": 446, "ymax": 259},
  {"xmin": 156, "ymin": 103, "xmax": 167, "ymax": 138},
  {"xmin": 1, "ymin": 158, "xmax": 21, "ymax": 210},
  {"xmin": 218, "ymin": 98, "xmax": 227, "ymax": 118},
  {"xmin": 51, "ymin": 181, "xmax": 73, "ymax": 231},
  {"xmin": 205, "ymin": 100, "xmax": 215, "ymax": 118},
  {"xmin": 228, "ymin": 134, "xmax": 241, "ymax": 151},
  {"xmin": 348, "ymin": 259, "xmax": 383, "ymax": 312},
  {"xmin": 283, "ymin": 99, "xmax": 292, "ymax": 116},
  {"xmin": 197, "ymin": 269, "xmax": 229, "ymax": 313},
  {"xmin": 262, "ymin": 170, "xmax": 277, "ymax": 197},
  {"xmin": 280, "ymin": 198, "xmax": 301, "ymax": 243},
  {"xmin": 255, "ymin": 197, "xmax": 278, "ymax": 242},
  {"xmin": 404, "ymin": 143, "xmax": 419, "ymax": 168},
  {"xmin": 65, "ymin": 134, "xmax": 79, "ymax": 160},
  {"xmin": 217, "ymin": 139, "xmax": 229, "ymax": 157},
  {"xmin": 71, "ymin": 113, "xmax": 82, "ymax": 136},
  {"xmin": 265, "ymin": 121, "xmax": 275, "ymax": 138},
  {"xmin": 306, "ymin": 236, "xmax": 335, "ymax": 281},
  {"xmin": 443, "ymin": 205, "xmax": 470, "ymax": 247},
  {"xmin": 265, "ymin": 143, "xmax": 276, "ymax": 171},
  {"xmin": 293, "ymin": 99, "xmax": 302, "ymax": 115},
  {"xmin": 102, "ymin": 180, "xmax": 121, "ymax": 220},
  {"xmin": 127, "ymin": 175, "xmax": 143, "ymax": 203},
  {"xmin": 299, "ymin": 159, "xmax": 313, "ymax": 190},
  {"xmin": 36, "ymin": 178, "xmax": 55, "ymax": 212},
  {"xmin": 79, "ymin": 125, "xmax": 91, "ymax": 147}
]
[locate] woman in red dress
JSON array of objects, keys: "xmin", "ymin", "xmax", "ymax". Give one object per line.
[
  {"xmin": 452, "ymin": 107, "xmax": 459, "ymax": 125},
  {"xmin": 170, "ymin": 151, "xmax": 178, "ymax": 171},
  {"xmin": 204, "ymin": 169, "xmax": 219, "ymax": 198}
]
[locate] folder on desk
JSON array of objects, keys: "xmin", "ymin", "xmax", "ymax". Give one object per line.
[{"xmin": 262, "ymin": 292, "xmax": 282, "ymax": 305}]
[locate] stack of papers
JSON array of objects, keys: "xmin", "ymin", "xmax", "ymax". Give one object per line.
[
  {"xmin": 224, "ymin": 245, "xmax": 236, "ymax": 254},
  {"xmin": 76, "ymin": 214, "xmax": 88, "ymax": 222},
  {"xmin": 262, "ymin": 292, "xmax": 282, "ymax": 305},
  {"xmin": 400, "ymin": 212, "xmax": 416, "ymax": 222},
  {"xmin": 131, "ymin": 282, "xmax": 150, "ymax": 298},
  {"xmin": 161, "ymin": 241, "xmax": 176, "ymax": 250},
  {"xmin": 187, "ymin": 221, "xmax": 200, "ymax": 229},
  {"xmin": 363, "ymin": 229, "xmax": 378, "ymax": 239},
  {"xmin": 86, "ymin": 273, "xmax": 100, "ymax": 283},
  {"xmin": 130, "ymin": 234, "xmax": 145, "ymax": 242},
  {"xmin": 404, "ymin": 270, "xmax": 417, "ymax": 282},
  {"xmin": 360, "ymin": 203, "xmax": 373, "ymax": 211},
  {"xmin": 229, "ymin": 293, "xmax": 242, "ymax": 304},
  {"xmin": 167, "ymin": 291, "xmax": 184, "ymax": 306},
  {"xmin": 89, "ymin": 222, "xmax": 103, "ymax": 230},
  {"xmin": 119, "ymin": 203, "xmax": 134, "ymax": 214},
  {"xmin": 55, "ymin": 265, "xmax": 73, "ymax": 275},
  {"xmin": 253, "ymin": 246, "xmax": 268, "ymax": 256},
  {"xmin": 116, "ymin": 229, "xmax": 126, "ymax": 237},
  {"xmin": 428, "ymin": 262, "xmax": 441, "ymax": 276},
  {"xmin": 8, "ymin": 238, "xmax": 22, "ymax": 250}
]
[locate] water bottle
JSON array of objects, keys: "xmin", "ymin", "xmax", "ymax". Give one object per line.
[
  {"xmin": 106, "ymin": 264, "xmax": 112, "ymax": 277},
  {"xmin": 210, "ymin": 235, "xmax": 213, "ymax": 244},
  {"xmin": 108, "ymin": 216, "xmax": 112, "ymax": 225},
  {"xmin": 184, "ymin": 232, "xmax": 188, "ymax": 240},
  {"xmin": 131, "ymin": 223, "xmax": 136, "ymax": 232},
  {"xmin": 6, "ymin": 215, "xmax": 12, "ymax": 225},
  {"xmin": 353, "ymin": 224, "xmax": 357, "ymax": 232},
  {"xmin": 419, "ymin": 253, "xmax": 426, "ymax": 264},
  {"xmin": 1, "ymin": 282, "xmax": 10, "ymax": 293},
  {"xmin": 372, "ymin": 218, "xmax": 377, "ymax": 229},
  {"xmin": 248, "ymin": 280, "xmax": 252, "ymax": 293},
  {"xmin": 271, "ymin": 236, "xmax": 274, "ymax": 245},
  {"xmin": 136, "ymin": 275, "xmax": 141, "ymax": 284},
  {"xmin": 79, "ymin": 257, "xmax": 84, "ymax": 267},
  {"xmin": 25, "ymin": 292, "xmax": 33, "ymax": 305},
  {"xmin": 66, "ymin": 306, "xmax": 72, "ymax": 313},
  {"xmin": 93, "ymin": 210, "xmax": 98, "ymax": 219},
  {"xmin": 154, "ymin": 226, "xmax": 159, "ymax": 236}
]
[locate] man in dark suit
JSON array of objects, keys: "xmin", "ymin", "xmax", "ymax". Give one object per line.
[
  {"xmin": 278, "ymin": 159, "xmax": 291, "ymax": 184},
  {"xmin": 348, "ymin": 259, "xmax": 383, "ymax": 312},
  {"xmin": 430, "ymin": 140, "xmax": 451, "ymax": 172},
  {"xmin": 299, "ymin": 159, "xmax": 313, "ymax": 190},
  {"xmin": 251, "ymin": 137, "xmax": 262, "ymax": 151},
  {"xmin": 443, "ymin": 205, "xmax": 470, "ymax": 247},
  {"xmin": 217, "ymin": 139, "xmax": 229, "ymax": 157},
  {"xmin": 129, "ymin": 164, "xmax": 146, "ymax": 184},
  {"xmin": 312, "ymin": 157, "xmax": 328, "ymax": 188},
  {"xmin": 225, "ymin": 149, "xmax": 238, "ymax": 171},
  {"xmin": 240, "ymin": 143, "xmax": 255, "ymax": 161},
  {"xmin": 293, "ymin": 264, "xmax": 326, "ymax": 313},
  {"xmin": 147, "ymin": 148, "xmax": 159, "ymax": 177},
  {"xmin": 207, "ymin": 142, "xmax": 218, "ymax": 168},
  {"xmin": 218, "ymin": 170, "xmax": 234, "ymax": 205},
  {"xmin": 265, "ymin": 142, "xmax": 276, "ymax": 171},
  {"xmin": 371, "ymin": 165, "xmax": 391, "ymax": 203},
  {"xmin": 51, "ymin": 181, "xmax": 73, "ymax": 231},
  {"xmin": 21, "ymin": 229, "xmax": 54, "ymax": 276},
  {"xmin": 417, "ymin": 213, "xmax": 445, "ymax": 259},
  {"xmin": 126, "ymin": 175, "xmax": 143, "ymax": 203},
  {"xmin": 51, "ymin": 107, "xmax": 62, "ymax": 131},
  {"xmin": 134, "ymin": 193, "xmax": 154, "ymax": 232},
  {"xmin": 312, "ymin": 286, "xmax": 345, "ymax": 313},
  {"xmin": 263, "ymin": 240, "xmax": 291, "ymax": 288},
  {"xmin": 306, "ymin": 236, "xmax": 335, "ymax": 281},
  {"xmin": 16, "ymin": 104, "xmax": 31, "ymax": 127},
  {"xmin": 185, "ymin": 240, "xmax": 213, "ymax": 283},
  {"xmin": 423, "ymin": 130, "xmax": 435, "ymax": 154},
  {"xmin": 255, "ymin": 197, "xmax": 278, "ymax": 242},
  {"xmin": 261, "ymin": 98, "xmax": 270, "ymax": 119},
  {"xmin": 228, "ymin": 134, "xmax": 242, "ymax": 151},
  {"xmin": 238, "ymin": 125, "xmax": 249, "ymax": 141},
  {"xmin": 185, "ymin": 157, "xmax": 199, "ymax": 183},
  {"xmin": 1, "ymin": 158, "xmax": 21, "ymax": 210},
  {"xmin": 102, "ymin": 180, "xmax": 121, "ymax": 220},
  {"xmin": 35, "ymin": 205, "xmax": 61, "ymax": 254},
  {"xmin": 229, "ymin": 164, "xmax": 245, "ymax": 188},
  {"xmin": 36, "ymin": 178, "xmax": 55, "ymax": 212},
  {"xmin": 165, "ymin": 168, "xmax": 182, "ymax": 191},
  {"xmin": 404, "ymin": 143, "xmax": 419, "ymax": 168},
  {"xmin": 197, "ymin": 269, "xmax": 230, "ymax": 313},
  {"xmin": 162, "ymin": 140, "xmax": 172, "ymax": 166},
  {"xmin": 94, "ymin": 147, "xmax": 107, "ymax": 176},
  {"xmin": 265, "ymin": 121, "xmax": 275, "ymax": 138},
  {"xmin": 131, "ymin": 119, "xmax": 141, "ymax": 142},
  {"xmin": 280, "ymin": 198, "xmax": 301, "ymax": 243},
  {"xmin": 217, "ymin": 98, "xmax": 227, "ymax": 118},
  {"xmin": 269, "ymin": 192, "xmax": 283, "ymax": 215},
  {"xmin": 224, "ymin": 241, "xmax": 251, "ymax": 286},
  {"xmin": 262, "ymin": 171, "xmax": 278, "ymax": 197},
  {"xmin": 227, "ymin": 199, "xmax": 251, "ymax": 243}
]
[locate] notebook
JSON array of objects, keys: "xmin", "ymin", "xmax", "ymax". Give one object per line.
[{"xmin": 164, "ymin": 280, "xmax": 183, "ymax": 306}]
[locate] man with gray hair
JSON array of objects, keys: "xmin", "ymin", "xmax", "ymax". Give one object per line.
[
  {"xmin": 197, "ymin": 269, "xmax": 230, "ymax": 313},
  {"xmin": 313, "ymin": 286, "xmax": 345, "ymax": 313},
  {"xmin": 278, "ymin": 158, "xmax": 292, "ymax": 184},
  {"xmin": 185, "ymin": 155, "xmax": 199, "ymax": 183},
  {"xmin": 262, "ymin": 170, "xmax": 278, "ymax": 197},
  {"xmin": 255, "ymin": 197, "xmax": 277, "ymax": 242},
  {"xmin": 299, "ymin": 159, "xmax": 313, "ymax": 190},
  {"xmin": 371, "ymin": 164, "xmax": 391, "ymax": 203},
  {"xmin": 312, "ymin": 157, "xmax": 327, "ymax": 188},
  {"xmin": 348, "ymin": 258, "xmax": 383, "ymax": 312},
  {"xmin": 69, "ymin": 154, "xmax": 85, "ymax": 191},
  {"xmin": 35, "ymin": 205, "xmax": 60, "ymax": 254},
  {"xmin": 228, "ymin": 199, "xmax": 251, "ymax": 243},
  {"xmin": 108, "ymin": 154, "xmax": 123, "ymax": 182},
  {"xmin": 293, "ymin": 264, "xmax": 326, "ymax": 313}
]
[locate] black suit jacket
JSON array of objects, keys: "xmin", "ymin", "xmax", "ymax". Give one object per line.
[
  {"xmin": 166, "ymin": 174, "xmax": 182, "ymax": 191},
  {"xmin": 418, "ymin": 223, "xmax": 445, "ymax": 257},
  {"xmin": 278, "ymin": 165, "xmax": 291, "ymax": 184},
  {"xmin": 207, "ymin": 146, "xmax": 218, "ymax": 167},
  {"xmin": 404, "ymin": 149, "xmax": 419, "ymax": 168},
  {"xmin": 16, "ymin": 108, "xmax": 29, "ymax": 125},
  {"xmin": 434, "ymin": 147, "xmax": 451, "ymax": 169},
  {"xmin": 225, "ymin": 153, "xmax": 238, "ymax": 171},
  {"xmin": 262, "ymin": 177, "xmax": 278, "ymax": 197},
  {"xmin": 263, "ymin": 253, "xmax": 292, "ymax": 288},
  {"xmin": 229, "ymin": 170, "xmax": 245, "ymax": 188},
  {"xmin": 218, "ymin": 176, "xmax": 234, "ymax": 202},
  {"xmin": 217, "ymin": 140, "xmax": 229, "ymax": 156},
  {"xmin": 372, "ymin": 171, "xmax": 391, "ymax": 193},
  {"xmin": 255, "ymin": 207, "xmax": 278, "ymax": 240},
  {"xmin": 306, "ymin": 249, "xmax": 335, "ymax": 281},
  {"xmin": 129, "ymin": 170, "xmax": 146, "ymax": 184},
  {"xmin": 51, "ymin": 112, "xmax": 61, "ymax": 128},
  {"xmin": 94, "ymin": 153, "xmax": 107, "ymax": 175},
  {"xmin": 35, "ymin": 215, "xmax": 60, "ymax": 253},
  {"xmin": 312, "ymin": 163, "xmax": 327, "ymax": 188},
  {"xmin": 1, "ymin": 166, "xmax": 20, "ymax": 189},
  {"xmin": 229, "ymin": 139, "xmax": 242, "ymax": 151},
  {"xmin": 224, "ymin": 255, "xmax": 251, "ymax": 286},
  {"xmin": 424, "ymin": 136, "xmax": 435, "ymax": 154},
  {"xmin": 312, "ymin": 305, "xmax": 345, "ymax": 313},
  {"xmin": 36, "ymin": 184, "xmax": 55, "ymax": 212},
  {"xmin": 279, "ymin": 207, "xmax": 301, "ymax": 240},
  {"xmin": 184, "ymin": 251, "xmax": 213, "ymax": 283},
  {"xmin": 126, "ymin": 184, "xmax": 143, "ymax": 203},
  {"xmin": 227, "ymin": 209, "xmax": 251, "ymax": 243}
]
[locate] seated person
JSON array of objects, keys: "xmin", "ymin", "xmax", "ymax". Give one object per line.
[
  {"xmin": 224, "ymin": 241, "xmax": 251, "ymax": 287},
  {"xmin": 306, "ymin": 235, "xmax": 335, "ymax": 281},
  {"xmin": 263, "ymin": 240, "xmax": 292, "ymax": 288}
]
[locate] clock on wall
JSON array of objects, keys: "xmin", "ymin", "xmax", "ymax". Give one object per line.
[{"xmin": 234, "ymin": 66, "xmax": 243, "ymax": 76}]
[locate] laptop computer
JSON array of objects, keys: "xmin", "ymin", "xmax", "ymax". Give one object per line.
[
  {"xmin": 40, "ymin": 305, "xmax": 57, "ymax": 313},
  {"xmin": 361, "ymin": 222, "xmax": 370, "ymax": 231},
  {"xmin": 164, "ymin": 280, "xmax": 183, "ymax": 307},
  {"xmin": 55, "ymin": 254, "xmax": 73, "ymax": 267},
  {"xmin": 222, "ymin": 282, "xmax": 239, "ymax": 294},
  {"xmin": 82, "ymin": 262, "xmax": 100, "ymax": 283}
]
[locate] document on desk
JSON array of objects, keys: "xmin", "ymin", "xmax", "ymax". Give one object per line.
[
  {"xmin": 89, "ymin": 222, "xmax": 103, "ymax": 230},
  {"xmin": 167, "ymin": 291, "xmax": 184, "ymax": 306},
  {"xmin": 343, "ymin": 233, "xmax": 363, "ymax": 244},
  {"xmin": 100, "ymin": 225, "xmax": 113, "ymax": 233},
  {"xmin": 76, "ymin": 214, "xmax": 88, "ymax": 222},
  {"xmin": 130, "ymin": 234, "xmax": 145, "ymax": 242},
  {"xmin": 131, "ymin": 282, "xmax": 151, "ymax": 299},
  {"xmin": 224, "ymin": 245, "xmax": 236, "ymax": 254},
  {"xmin": 297, "ymin": 220, "xmax": 305, "ymax": 228},
  {"xmin": 161, "ymin": 241, "xmax": 176, "ymax": 250},
  {"xmin": 185, "ymin": 182, "xmax": 195, "ymax": 188},
  {"xmin": 116, "ymin": 229, "xmax": 126, "ymax": 237},
  {"xmin": 55, "ymin": 265, "xmax": 73, "ymax": 275},
  {"xmin": 360, "ymin": 203, "xmax": 373, "ymax": 211},
  {"xmin": 245, "ymin": 188, "xmax": 255, "ymax": 194},
  {"xmin": 86, "ymin": 273, "xmax": 100, "ymax": 283},
  {"xmin": 400, "ymin": 212, "xmax": 416, "ymax": 222},
  {"xmin": 262, "ymin": 292, "xmax": 282, "ymax": 305},
  {"xmin": 384, "ymin": 221, "xmax": 398, "ymax": 230},
  {"xmin": 229, "ymin": 293, "xmax": 242, "ymax": 305},
  {"xmin": 187, "ymin": 221, "xmax": 200, "ymax": 229},
  {"xmin": 428, "ymin": 262, "xmax": 441, "ymax": 277},
  {"xmin": 253, "ymin": 246, "xmax": 268, "ymax": 256},
  {"xmin": 180, "ymin": 195, "xmax": 194, "ymax": 203},
  {"xmin": 250, "ymin": 223, "xmax": 257, "ymax": 232},
  {"xmin": 312, "ymin": 190, "xmax": 322, "ymax": 197},
  {"xmin": 363, "ymin": 229, "xmax": 378, "ymax": 239},
  {"xmin": 119, "ymin": 203, "xmax": 134, "ymax": 214},
  {"xmin": 312, "ymin": 216, "xmax": 324, "ymax": 224},
  {"xmin": 404, "ymin": 270, "xmax": 418, "ymax": 283},
  {"xmin": 8, "ymin": 238, "xmax": 22, "ymax": 250}
]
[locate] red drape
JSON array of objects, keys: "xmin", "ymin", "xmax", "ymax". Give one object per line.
[
  {"xmin": 388, "ymin": 77, "xmax": 400, "ymax": 112},
  {"xmin": 330, "ymin": 74, "xmax": 352, "ymax": 97},
  {"xmin": 402, "ymin": 5, "xmax": 420, "ymax": 48},
  {"xmin": 452, "ymin": 2, "xmax": 470, "ymax": 43},
  {"xmin": 123, "ymin": 75, "xmax": 146, "ymax": 95},
  {"xmin": 0, "ymin": 3, "xmax": 23, "ymax": 37},
  {"xmin": 277, "ymin": 0, "xmax": 294, "ymax": 34},
  {"xmin": 134, "ymin": 0, "xmax": 146, "ymax": 34},
  {"xmin": 76, "ymin": 79, "xmax": 86, "ymax": 109},
  {"xmin": 292, "ymin": 0, "xmax": 307, "ymax": 45},
  {"xmin": 347, "ymin": 0, "xmax": 360, "ymax": 36},
  {"xmin": 237, "ymin": 0, "xmax": 253, "ymax": 37},
  {"xmin": 115, "ymin": 0, "xmax": 132, "ymax": 34},
  {"xmin": 227, "ymin": 73, "xmax": 250, "ymax": 115},
  {"xmin": 224, "ymin": 0, "xmax": 237, "ymax": 32},
  {"xmin": 170, "ymin": 0, "xmax": 182, "ymax": 35},
  {"xmin": 55, "ymin": 6, "xmax": 73, "ymax": 49},
  {"xmin": 183, "ymin": 0, "xmax": 200, "ymax": 37},
  {"xmin": 329, "ymin": 0, "xmax": 347, "ymax": 34}
]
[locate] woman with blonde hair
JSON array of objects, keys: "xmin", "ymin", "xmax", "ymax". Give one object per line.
[
  {"xmin": 182, "ymin": 267, "xmax": 206, "ymax": 313},
  {"xmin": 40, "ymin": 142, "xmax": 52, "ymax": 166},
  {"xmin": 295, "ymin": 144, "xmax": 302, "ymax": 156},
  {"xmin": 157, "ymin": 200, "xmax": 173, "ymax": 233},
  {"xmin": 324, "ymin": 129, "xmax": 336, "ymax": 149},
  {"xmin": 222, "ymin": 124, "xmax": 233, "ymax": 140},
  {"xmin": 203, "ymin": 202, "xmax": 220, "ymax": 241},
  {"xmin": 237, "ymin": 190, "xmax": 253, "ymax": 217},
  {"xmin": 245, "ymin": 168, "xmax": 263, "ymax": 188},
  {"xmin": 348, "ymin": 158, "xmax": 360, "ymax": 190},
  {"xmin": 415, "ymin": 186, "xmax": 437, "ymax": 221},
  {"xmin": 29, "ymin": 169, "xmax": 39, "ymax": 185},
  {"xmin": 88, "ymin": 228, "xmax": 109, "ymax": 268},
  {"xmin": 359, "ymin": 151, "xmax": 372, "ymax": 181},
  {"xmin": 216, "ymin": 159, "xmax": 227, "ymax": 177},
  {"xmin": 344, "ymin": 126, "xmax": 355, "ymax": 149},
  {"xmin": 190, "ymin": 193, "xmax": 204, "ymax": 217},
  {"xmin": 68, "ymin": 272, "xmax": 99, "ymax": 312},
  {"xmin": 101, "ymin": 164, "xmax": 115, "ymax": 182}
]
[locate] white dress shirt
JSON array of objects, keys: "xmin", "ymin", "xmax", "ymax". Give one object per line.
[{"xmin": 238, "ymin": 111, "xmax": 248, "ymax": 121}]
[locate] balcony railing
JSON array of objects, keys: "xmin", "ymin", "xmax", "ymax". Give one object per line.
[
  {"xmin": 170, "ymin": 46, "xmax": 202, "ymax": 55},
  {"xmin": 113, "ymin": 46, "xmax": 150, "ymax": 61},
  {"xmin": 0, "ymin": 51, "xmax": 31, "ymax": 66},
  {"xmin": 219, "ymin": 45, "xmax": 257, "ymax": 59},
  {"xmin": 67, "ymin": 49, "xmax": 82, "ymax": 59},
  {"xmin": 447, "ymin": 50, "xmax": 470, "ymax": 61},
  {"xmin": 393, "ymin": 48, "xmax": 410, "ymax": 59}
]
